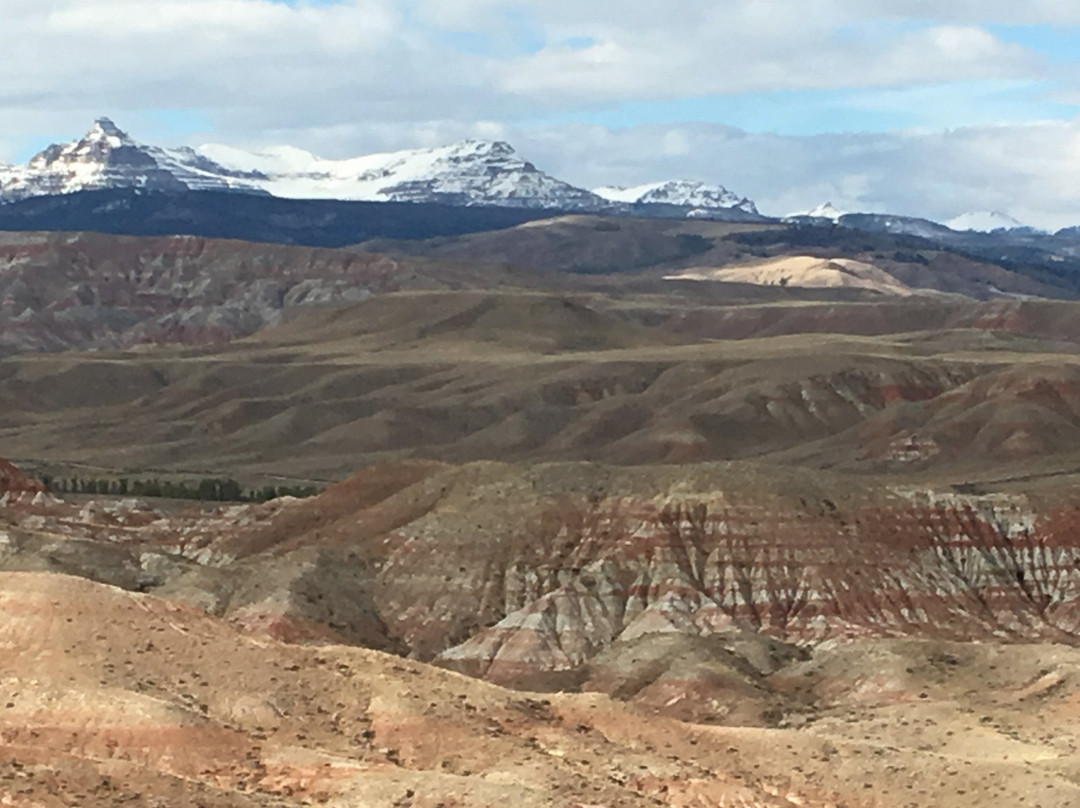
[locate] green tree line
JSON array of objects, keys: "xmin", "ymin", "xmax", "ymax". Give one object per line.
[{"xmin": 43, "ymin": 475, "xmax": 319, "ymax": 503}]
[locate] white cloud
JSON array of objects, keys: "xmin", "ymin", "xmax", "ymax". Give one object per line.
[
  {"xmin": 502, "ymin": 120, "xmax": 1080, "ymax": 231},
  {"xmin": 499, "ymin": 22, "xmax": 1037, "ymax": 100},
  {"xmin": 0, "ymin": 0, "xmax": 1055, "ymax": 141}
]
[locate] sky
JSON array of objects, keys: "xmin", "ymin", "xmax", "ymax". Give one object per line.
[{"xmin": 4, "ymin": 0, "xmax": 1080, "ymax": 228}]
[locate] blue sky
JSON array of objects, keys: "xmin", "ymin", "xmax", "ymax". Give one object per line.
[{"xmin": 6, "ymin": 1, "xmax": 1080, "ymax": 227}]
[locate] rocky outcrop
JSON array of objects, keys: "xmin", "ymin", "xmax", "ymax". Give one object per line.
[{"xmin": 0, "ymin": 458, "xmax": 43, "ymax": 498}]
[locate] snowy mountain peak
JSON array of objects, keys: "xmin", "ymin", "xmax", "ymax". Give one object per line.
[
  {"xmin": 195, "ymin": 137, "xmax": 606, "ymax": 210},
  {"xmin": 4, "ymin": 118, "xmax": 259, "ymax": 199},
  {"xmin": 593, "ymin": 180, "xmax": 759, "ymax": 216},
  {"xmin": 784, "ymin": 202, "xmax": 846, "ymax": 221},
  {"xmin": 806, "ymin": 202, "xmax": 846, "ymax": 220},
  {"xmin": 945, "ymin": 210, "xmax": 1025, "ymax": 232}
]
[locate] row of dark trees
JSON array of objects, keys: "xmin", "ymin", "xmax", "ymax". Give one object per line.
[{"xmin": 41, "ymin": 475, "xmax": 319, "ymax": 503}]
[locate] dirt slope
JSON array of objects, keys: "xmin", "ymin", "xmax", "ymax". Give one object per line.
[{"xmin": 4, "ymin": 571, "xmax": 1080, "ymax": 808}]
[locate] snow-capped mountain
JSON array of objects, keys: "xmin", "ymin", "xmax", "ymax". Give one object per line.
[
  {"xmin": 0, "ymin": 120, "xmax": 604, "ymax": 210},
  {"xmin": 945, "ymin": 210, "xmax": 1026, "ymax": 233},
  {"xmin": 2, "ymin": 119, "xmax": 767, "ymax": 219},
  {"xmin": 0, "ymin": 118, "xmax": 261, "ymax": 200},
  {"xmin": 793, "ymin": 202, "xmax": 847, "ymax": 221},
  {"xmin": 199, "ymin": 139, "xmax": 608, "ymax": 210},
  {"xmin": 593, "ymin": 180, "xmax": 759, "ymax": 216}
]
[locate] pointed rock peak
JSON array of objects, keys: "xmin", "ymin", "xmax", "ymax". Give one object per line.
[
  {"xmin": 93, "ymin": 116, "xmax": 122, "ymax": 133},
  {"xmin": 86, "ymin": 117, "xmax": 133, "ymax": 145},
  {"xmin": 447, "ymin": 139, "xmax": 516, "ymax": 158}
]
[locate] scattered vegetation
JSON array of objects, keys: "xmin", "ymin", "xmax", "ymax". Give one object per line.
[
  {"xmin": 892, "ymin": 250, "xmax": 930, "ymax": 265},
  {"xmin": 724, "ymin": 224, "xmax": 934, "ymax": 253}
]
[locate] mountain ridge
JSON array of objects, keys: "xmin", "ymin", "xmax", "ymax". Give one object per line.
[{"xmin": 593, "ymin": 179, "xmax": 760, "ymax": 216}]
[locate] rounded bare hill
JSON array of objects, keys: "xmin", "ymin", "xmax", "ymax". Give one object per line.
[
  {"xmin": 356, "ymin": 215, "xmax": 781, "ymax": 275},
  {"xmin": 261, "ymin": 289, "xmax": 685, "ymax": 353},
  {"xmin": 356, "ymin": 214, "xmax": 1078, "ymax": 299},
  {"xmin": 15, "ymin": 292, "xmax": 1080, "ymax": 483}
]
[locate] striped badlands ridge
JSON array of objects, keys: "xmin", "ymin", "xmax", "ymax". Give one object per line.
[
  {"xmin": 6, "ymin": 459, "xmax": 1080, "ymax": 683},
  {"xmin": 405, "ymin": 483, "xmax": 1080, "ymax": 684}
]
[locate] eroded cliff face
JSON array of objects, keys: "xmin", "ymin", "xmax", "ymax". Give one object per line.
[
  {"xmin": 359, "ymin": 472, "xmax": 1080, "ymax": 687},
  {"xmin": 431, "ymin": 492, "xmax": 1071, "ymax": 678}
]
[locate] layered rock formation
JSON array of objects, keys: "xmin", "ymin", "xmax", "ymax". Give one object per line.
[{"xmin": 8, "ymin": 460, "xmax": 1080, "ymax": 692}]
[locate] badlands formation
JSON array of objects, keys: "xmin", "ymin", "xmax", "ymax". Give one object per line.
[
  {"xmin": 6, "ymin": 225, "xmax": 1080, "ymax": 807},
  {"xmin": 4, "ymin": 458, "xmax": 1080, "ymax": 807}
]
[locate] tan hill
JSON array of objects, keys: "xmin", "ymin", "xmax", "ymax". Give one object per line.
[{"xmin": 667, "ymin": 255, "xmax": 929, "ymax": 296}]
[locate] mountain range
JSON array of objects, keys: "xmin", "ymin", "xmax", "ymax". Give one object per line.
[
  {"xmin": 0, "ymin": 118, "xmax": 1064, "ymax": 251},
  {"xmin": 0, "ymin": 118, "xmax": 762, "ymax": 220}
]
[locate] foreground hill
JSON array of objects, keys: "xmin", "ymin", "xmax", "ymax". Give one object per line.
[{"xmin": 7, "ymin": 570, "xmax": 1078, "ymax": 808}]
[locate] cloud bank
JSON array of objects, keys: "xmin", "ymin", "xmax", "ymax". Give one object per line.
[{"xmin": 3, "ymin": 0, "xmax": 1080, "ymax": 227}]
